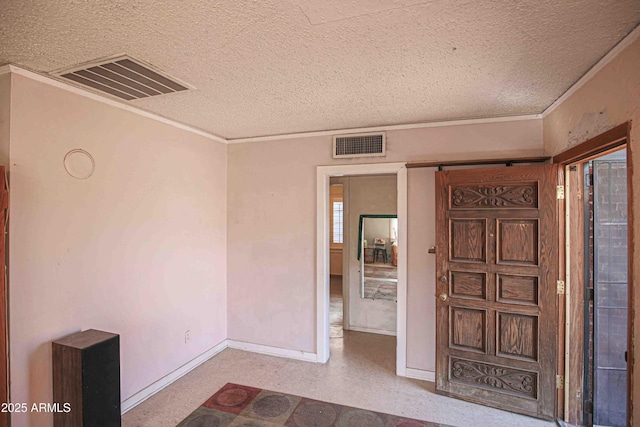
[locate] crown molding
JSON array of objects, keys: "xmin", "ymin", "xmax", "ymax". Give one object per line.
[
  {"xmin": 542, "ymin": 23, "xmax": 640, "ymax": 118},
  {"xmin": 5, "ymin": 62, "xmax": 540, "ymax": 144},
  {"xmin": 0, "ymin": 65, "xmax": 13, "ymax": 76},
  {"xmin": 227, "ymin": 114, "xmax": 542, "ymax": 144},
  {"xmin": 2, "ymin": 64, "xmax": 228, "ymax": 144},
  {"xmin": 7, "ymin": 18, "xmax": 638, "ymax": 146}
]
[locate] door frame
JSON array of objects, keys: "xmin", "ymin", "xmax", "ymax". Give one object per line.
[
  {"xmin": 316, "ymin": 162, "xmax": 408, "ymax": 375},
  {"xmin": 552, "ymin": 122, "xmax": 633, "ymax": 425}
]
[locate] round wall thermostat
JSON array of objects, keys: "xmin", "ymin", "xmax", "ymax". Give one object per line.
[{"xmin": 64, "ymin": 149, "xmax": 95, "ymax": 179}]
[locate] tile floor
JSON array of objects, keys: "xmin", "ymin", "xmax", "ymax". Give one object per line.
[{"xmin": 122, "ymin": 279, "xmax": 557, "ymax": 427}]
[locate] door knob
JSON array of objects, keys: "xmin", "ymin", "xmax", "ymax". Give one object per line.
[
  {"xmin": 439, "ymin": 293, "xmax": 448, "ymax": 302},
  {"xmin": 440, "ymin": 275, "xmax": 448, "ymax": 283}
]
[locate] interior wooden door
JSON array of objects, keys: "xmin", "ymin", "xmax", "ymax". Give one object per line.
[{"xmin": 435, "ymin": 164, "xmax": 557, "ymax": 419}]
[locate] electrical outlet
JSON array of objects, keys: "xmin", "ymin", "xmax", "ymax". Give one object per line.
[{"xmin": 185, "ymin": 330, "xmax": 191, "ymax": 344}]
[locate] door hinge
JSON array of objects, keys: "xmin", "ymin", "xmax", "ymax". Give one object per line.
[
  {"xmin": 556, "ymin": 185, "xmax": 565, "ymax": 200},
  {"xmin": 556, "ymin": 375, "xmax": 564, "ymax": 389},
  {"xmin": 557, "ymin": 280, "xmax": 565, "ymax": 295}
]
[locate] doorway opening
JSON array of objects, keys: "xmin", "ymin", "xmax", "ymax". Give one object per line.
[
  {"xmin": 554, "ymin": 122, "xmax": 633, "ymax": 426},
  {"xmin": 329, "ymin": 183, "xmax": 344, "ymax": 340},
  {"xmin": 316, "ymin": 163, "xmax": 407, "ymax": 376},
  {"xmin": 581, "ymin": 150, "xmax": 628, "ymax": 426},
  {"xmin": 328, "ymin": 177, "xmax": 398, "ymax": 352}
]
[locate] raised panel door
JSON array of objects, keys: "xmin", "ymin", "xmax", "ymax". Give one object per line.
[{"xmin": 435, "ymin": 164, "xmax": 557, "ymax": 419}]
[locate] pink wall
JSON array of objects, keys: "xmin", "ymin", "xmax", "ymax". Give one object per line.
[
  {"xmin": 543, "ymin": 35, "xmax": 640, "ymax": 424},
  {"xmin": 7, "ymin": 74, "xmax": 228, "ymax": 426},
  {"xmin": 406, "ymin": 167, "xmax": 437, "ymax": 370},
  {"xmin": 227, "ymin": 119, "xmax": 543, "ymax": 370}
]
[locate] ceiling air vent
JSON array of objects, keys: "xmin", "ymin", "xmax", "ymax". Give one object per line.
[
  {"xmin": 333, "ymin": 132, "xmax": 386, "ymax": 158},
  {"xmin": 52, "ymin": 55, "xmax": 192, "ymax": 101}
]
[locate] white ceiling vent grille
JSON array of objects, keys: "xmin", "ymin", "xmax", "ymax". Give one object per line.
[
  {"xmin": 333, "ymin": 132, "xmax": 386, "ymax": 158},
  {"xmin": 52, "ymin": 55, "xmax": 192, "ymax": 101}
]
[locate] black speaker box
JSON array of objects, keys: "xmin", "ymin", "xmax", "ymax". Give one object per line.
[{"xmin": 52, "ymin": 329, "xmax": 121, "ymax": 426}]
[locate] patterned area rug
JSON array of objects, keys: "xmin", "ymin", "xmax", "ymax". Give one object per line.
[
  {"xmin": 364, "ymin": 265, "xmax": 398, "ymax": 279},
  {"xmin": 363, "ymin": 264, "xmax": 397, "ymax": 301},
  {"xmin": 178, "ymin": 383, "xmax": 450, "ymax": 426}
]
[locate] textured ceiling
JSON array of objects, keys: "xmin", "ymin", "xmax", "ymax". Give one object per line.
[{"xmin": 1, "ymin": 0, "xmax": 639, "ymax": 140}]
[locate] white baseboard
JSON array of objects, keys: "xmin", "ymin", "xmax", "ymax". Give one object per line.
[
  {"xmin": 121, "ymin": 339, "xmax": 228, "ymax": 414},
  {"xmin": 405, "ymin": 368, "xmax": 435, "ymax": 382},
  {"xmin": 347, "ymin": 325, "xmax": 396, "ymax": 337},
  {"xmin": 227, "ymin": 340, "xmax": 318, "ymax": 363}
]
